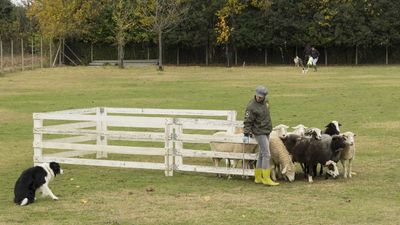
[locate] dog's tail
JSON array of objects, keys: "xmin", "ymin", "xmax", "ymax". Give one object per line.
[{"xmin": 20, "ymin": 198, "xmax": 29, "ymax": 206}]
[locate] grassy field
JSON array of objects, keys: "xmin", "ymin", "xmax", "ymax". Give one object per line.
[{"xmin": 0, "ymin": 66, "xmax": 399, "ymax": 225}]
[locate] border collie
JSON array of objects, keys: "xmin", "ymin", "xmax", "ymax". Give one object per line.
[
  {"xmin": 294, "ymin": 56, "xmax": 308, "ymax": 74},
  {"xmin": 14, "ymin": 162, "xmax": 63, "ymax": 206}
]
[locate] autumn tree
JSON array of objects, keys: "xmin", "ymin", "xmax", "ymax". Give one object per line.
[{"xmin": 138, "ymin": 0, "xmax": 188, "ymax": 70}]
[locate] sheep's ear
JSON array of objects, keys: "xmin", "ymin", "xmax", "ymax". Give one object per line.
[
  {"xmin": 284, "ymin": 125, "xmax": 289, "ymax": 129},
  {"xmin": 282, "ymin": 166, "xmax": 287, "ymax": 174}
]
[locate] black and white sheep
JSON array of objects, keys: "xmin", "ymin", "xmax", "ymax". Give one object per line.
[
  {"xmin": 323, "ymin": 120, "xmax": 341, "ymax": 135},
  {"xmin": 340, "ymin": 131, "xmax": 356, "ymax": 178},
  {"xmin": 303, "ymin": 134, "xmax": 347, "ymax": 183},
  {"xmin": 316, "ymin": 121, "xmax": 341, "ymax": 175},
  {"xmin": 282, "ymin": 129, "xmax": 321, "ymax": 177},
  {"xmin": 282, "ymin": 132, "xmax": 346, "ymax": 183}
]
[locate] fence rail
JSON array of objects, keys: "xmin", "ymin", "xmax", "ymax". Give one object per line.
[{"xmin": 33, "ymin": 107, "xmax": 257, "ymax": 177}]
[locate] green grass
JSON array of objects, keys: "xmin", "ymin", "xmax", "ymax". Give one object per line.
[{"xmin": 1, "ymin": 66, "xmax": 399, "ymax": 225}]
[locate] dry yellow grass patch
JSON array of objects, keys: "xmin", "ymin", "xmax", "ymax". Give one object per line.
[
  {"xmin": 0, "ymin": 108, "xmax": 30, "ymax": 124},
  {"xmin": 363, "ymin": 121, "xmax": 400, "ymax": 129}
]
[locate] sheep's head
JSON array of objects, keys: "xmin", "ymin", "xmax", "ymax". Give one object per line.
[
  {"xmin": 273, "ymin": 124, "xmax": 289, "ymax": 139},
  {"xmin": 291, "ymin": 124, "xmax": 308, "ymax": 136},
  {"xmin": 304, "ymin": 127, "xmax": 322, "ymax": 140},
  {"xmin": 324, "ymin": 121, "xmax": 342, "ymax": 135},
  {"xmin": 342, "ymin": 131, "xmax": 355, "ymax": 146},
  {"xmin": 325, "ymin": 160, "xmax": 339, "ymax": 178},
  {"xmin": 281, "ymin": 161, "xmax": 296, "ymax": 182}
]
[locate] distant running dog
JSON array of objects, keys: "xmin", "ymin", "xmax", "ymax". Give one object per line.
[
  {"xmin": 14, "ymin": 162, "xmax": 63, "ymax": 206},
  {"xmin": 294, "ymin": 56, "xmax": 308, "ymax": 74}
]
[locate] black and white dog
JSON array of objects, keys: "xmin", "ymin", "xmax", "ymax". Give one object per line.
[{"xmin": 14, "ymin": 162, "xmax": 63, "ymax": 206}]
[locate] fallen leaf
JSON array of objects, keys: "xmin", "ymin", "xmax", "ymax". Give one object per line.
[{"xmin": 146, "ymin": 187, "xmax": 155, "ymax": 192}]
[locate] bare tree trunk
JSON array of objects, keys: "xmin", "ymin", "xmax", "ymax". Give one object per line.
[
  {"xmin": 40, "ymin": 36, "xmax": 43, "ymax": 68},
  {"xmin": 325, "ymin": 46, "xmax": 327, "ymax": 66},
  {"xmin": 90, "ymin": 43, "xmax": 93, "ymax": 62},
  {"xmin": 385, "ymin": 45, "xmax": 389, "ymax": 65},
  {"xmin": 0, "ymin": 39, "xmax": 3, "ymax": 73},
  {"xmin": 31, "ymin": 37, "xmax": 34, "ymax": 69},
  {"xmin": 234, "ymin": 46, "xmax": 237, "ymax": 66},
  {"xmin": 118, "ymin": 43, "xmax": 124, "ymax": 68},
  {"xmin": 21, "ymin": 39, "xmax": 24, "ymax": 71},
  {"xmin": 205, "ymin": 45, "xmax": 208, "ymax": 66},
  {"xmin": 147, "ymin": 45, "xmax": 150, "ymax": 60},
  {"xmin": 264, "ymin": 47, "xmax": 268, "ymax": 65},
  {"xmin": 58, "ymin": 38, "xmax": 62, "ymax": 65},
  {"xmin": 176, "ymin": 46, "xmax": 179, "ymax": 66},
  {"xmin": 158, "ymin": 31, "xmax": 163, "ymax": 70},
  {"xmin": 355, "ymin": 45, "xmax": 358, "ymax": 65},
  {"xmin": 62, "ymin": 38, "xmax": 65, "ymax": 64},
  {"xmin": 49, "ymin": 39, "xmax": 52, "ymax": 68},
  {"xmin": 11, "ymin": 39, "xmax": 14, "ymax": 68},
  {"xmin": 225, "ymin": 44, "xmax": 230, "ymax": 67}
]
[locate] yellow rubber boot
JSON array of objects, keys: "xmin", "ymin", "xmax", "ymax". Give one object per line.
[
  {"xmin": 262, "ymin": 169, "xmax": 279, "ymax": 186},
  {"xmin": 254, "ymin": 168, "xmax": 263, "ymax": 184}
]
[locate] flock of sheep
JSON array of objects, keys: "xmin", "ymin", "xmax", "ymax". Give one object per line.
[{"xmin": 210, "ymin": 121, "xmax": 356, "ymax": 183}]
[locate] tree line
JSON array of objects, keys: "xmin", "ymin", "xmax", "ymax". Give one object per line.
[{"xmin": 1, "ymin": 0, "xmax": 400, "ymax": 69}]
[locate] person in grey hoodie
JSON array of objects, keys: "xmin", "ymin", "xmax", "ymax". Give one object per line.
[{"xmin": 242, "ymin": 86, "xmax": 279, "ymax": 186}]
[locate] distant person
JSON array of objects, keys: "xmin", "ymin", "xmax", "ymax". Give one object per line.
[{"xmin": 311, "ymin": 47, "xmax": 320, "ymax": 71}]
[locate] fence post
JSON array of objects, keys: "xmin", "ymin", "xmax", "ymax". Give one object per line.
[
  {"xmin": 33, "ymin": 116, "xmax": 43, "ymax": 165},
  {"xmin": 96, "ymin": 107, "xmax": 108, "ymax": 158},
  {"xmin": 21, "ymin": 38, "xmax": 24, "ymax": 71},
  {"xmin": 174, "ymin": 122, "xmax": 183, "ymax": 173},
  {"xmin": 164, "ymin": 120, "xmax": 174, "ymax": 176},
  {"xmin": 227, "ymin": 110, "xmax": 237, "ymax": 134}
]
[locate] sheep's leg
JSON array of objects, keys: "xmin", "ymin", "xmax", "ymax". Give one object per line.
[
  {"xmin": 319, "ymin": 164, "xmax": 324, "ymax": 176},
  {"xmin": 270, "ymin": 163, "xmax": 277, "ymax": 181},
  {"xmin": 242, "ymin": 160, "xmax": 251, "ymax": 179},
  {"xmin": 213, "ymin": 158, "xmax": 222, "ymax": 178},
  {"xmin": 312, "ymin": 165, "xmax": 318, "ymax": 177},
  {"xmin": 301, "ymin": 163, "xmax": 307, "ymax": 178},
  {"xmin": 341, "ymin": 160, "xmax": 348, "ymax": 178},
  {"xmin": 348, "ymin": 159, "xmax": 353, "ymax": 178},
  {"xmin": 226, "ymin": 159, "xmax": 233, "ymax": 180},
  {"xmin": 307, "ymin": 164, "xmax": 313, "ymax": 183}
]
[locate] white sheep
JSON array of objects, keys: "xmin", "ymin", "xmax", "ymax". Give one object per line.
[
  {"xmin": 291, "ymin": 124, "xmax": 308, "ymax": 136},
  {"xmin": 340, "ymin": 131, "xmax": 356, "ymax": 178},
  {"xmin": 210, "ymin": 131, "xmax": 258, "ymax": 177},
  {"xmin": 271, "ymin": 124, "xmax": 290, "ymax": 138},
  {"xmin": 210, "ymin": 124, "xmax": 290, "ymax": 178},
  {"xmin": 269, "ymin": 132, "xmax": 296, "ymax": 182}
]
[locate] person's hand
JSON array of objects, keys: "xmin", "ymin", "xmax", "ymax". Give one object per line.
[{"xmin": 243, "ymin": 134, "xmax": 250, "ymax": 143}]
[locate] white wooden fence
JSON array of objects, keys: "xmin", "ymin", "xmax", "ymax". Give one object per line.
[{"xmin": 33, "ymin": 107, "xmax": 258, "ymax": 176}]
